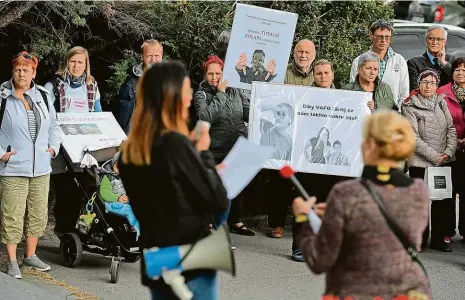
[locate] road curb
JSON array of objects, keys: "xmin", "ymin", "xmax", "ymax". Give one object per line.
[{"xmin": 0, "ymin": 270, "xmax": 62, "ymax": 300}]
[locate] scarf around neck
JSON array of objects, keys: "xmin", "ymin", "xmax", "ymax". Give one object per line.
[
  {"xmin": 65, "ymin": 71, "xmax": 87, "ymax": 87},
  {"xmin": 416, "ymin": 94, "xmax": 436, "ymax": 110},
  {"xmin": 452, "ymin": 82, "xmax": 465, "ymax": 102}
]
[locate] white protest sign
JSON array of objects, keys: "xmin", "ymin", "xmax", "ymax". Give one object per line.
[
  {"xmin": 223, "ymin": 3, "xmax": 298, "ymax": 90},
  {"xmin": 56, "ymin": 112, "xmax": 127, "ymax": 163},
  {"xmin": 248, "ymin": 82, "xmax": 371, "ymax": 177}
]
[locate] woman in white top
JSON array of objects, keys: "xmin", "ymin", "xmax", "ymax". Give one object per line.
[
  {"xmin": 44, "ymin": 46, "xmax": 102, "ymax": 113},
  {"xmin": 45, "ymin": 46, "xmax": 102, "ymax": 237}
]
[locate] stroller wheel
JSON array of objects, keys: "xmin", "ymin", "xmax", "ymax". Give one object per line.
[
  {"xmin": 110, "ymin": 258, "xmax": 120, "ymax": 283},
  {"xmin": 60, "ymin": 233, "xmax": 83, "ymax": 268}
]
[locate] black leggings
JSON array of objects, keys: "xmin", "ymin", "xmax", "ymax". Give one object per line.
[
  {"xmin": 408, "ymin": 166, "xmax": 456, "ymax": 245},
  {"xmin": 53, "ymin": 170, "xmax": 96, "ymax": 233}
]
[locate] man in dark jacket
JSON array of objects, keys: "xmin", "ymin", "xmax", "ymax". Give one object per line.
[
  {"xmin": 118, "ymin": 39, "xmax": 163, "ymax": 134},
  {"xmin": 407, "ymin": 25, "xmax": 455, "ymax": 92}
]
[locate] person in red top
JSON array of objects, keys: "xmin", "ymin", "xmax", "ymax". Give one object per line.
[{"xmin": 438, "ymin": 56, "xmax": 465, "ymax": 240}]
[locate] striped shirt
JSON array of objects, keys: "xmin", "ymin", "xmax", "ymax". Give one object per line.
[{"xmin": 26, "ymin": 110, "xmax": 37, "ymax": 142}]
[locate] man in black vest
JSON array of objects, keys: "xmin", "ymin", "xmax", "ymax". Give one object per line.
[{"xmin": 407, "ymin": 24, "xmax": 455, "ymax": 92}]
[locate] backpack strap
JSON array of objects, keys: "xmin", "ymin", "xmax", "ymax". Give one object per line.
[
  {"xmin": 38, "ymin": 89, "xmax": 50, "ymax": 111},
  {"xmin": 0, "ymin": 97, "xmax": 7, "ymax": 130}
]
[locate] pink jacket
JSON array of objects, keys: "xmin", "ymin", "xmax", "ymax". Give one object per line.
[{"xmin": 438, "ymin": 83, "xmax": 465, "ymax": 140}]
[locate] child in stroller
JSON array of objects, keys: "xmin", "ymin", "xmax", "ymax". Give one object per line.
[{"xmin": 99, "ymin": 152, "xmax": 140, "ymax": 239}]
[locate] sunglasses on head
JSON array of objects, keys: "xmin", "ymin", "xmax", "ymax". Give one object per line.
[{"xmin": 13, "ymin": 53, "xmax": 34, "ymax": 61}]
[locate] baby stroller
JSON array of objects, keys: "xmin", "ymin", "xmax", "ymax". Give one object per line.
[{"xmin": 57, "ymin": 149, "xmax": 140, "ymax": 283}]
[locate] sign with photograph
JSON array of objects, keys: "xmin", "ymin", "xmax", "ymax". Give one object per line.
[
  {"xmin": 222, "ymin": 3, "xmax": 298, "ymax": 90},
  {"xmin": 56, "ymin": 112, "xmax": 127, "ymax": 163},
  {"xmin": 248, "ymin": 82, "xmax": 372, "ymax": 177}
]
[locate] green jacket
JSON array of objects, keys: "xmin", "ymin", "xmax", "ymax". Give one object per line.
[
  {"xmin": 284, "ymin": 62, "xmax": 313, "ymax": 86},
  {"xmin": 342, "ymin": 76, "xmax": 396, "ymax": 110},
  {"xmin": 99, "ymin": 174, "xmax": 119, "ymax": 203}
]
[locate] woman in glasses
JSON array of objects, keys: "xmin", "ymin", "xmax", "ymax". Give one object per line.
[
  {"xmin": 0, "ymin": 51, "xmax": 61, "ymax": 279},
  {"xmin": 43, "ymin": 46, "xmax": 102, "ymax": 238},
  {"xmin": 402, "ymin": 69, "xmax": 457, "ymax": 252},
  {"xmin": 438, "ymin": 57, "xmax": 465, "ymax": 246}
]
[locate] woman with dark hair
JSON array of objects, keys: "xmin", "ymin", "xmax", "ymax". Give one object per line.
[
  {"xmin": 193, "ymin": 55, "xmax": 255, "ymax": 237},
  {"xmin": 402, "ymin": 69, "xmax": 457, "ymax": 252},
  {"xmin": 305, "ymin": 127, "xmax": 331, "ymax": 164},
  {"xmin": 118, "ymin": 61, "xmax": 228, "ymax": 299},
  {"xmin": 438, "ymin": 57, "xmax": 465, "ymax": 239}
]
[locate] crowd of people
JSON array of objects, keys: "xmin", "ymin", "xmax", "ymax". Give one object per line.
[{"xmin": 0, "ymin": 16, "xmax": 463, "ymax": 299}]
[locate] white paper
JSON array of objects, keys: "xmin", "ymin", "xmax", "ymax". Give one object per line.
[
  {"xmin": 56, "ymin": 112, "xmax": 127, "ymax": 163},
  {"xmin": 219, "ymin": 136, "xmax": 275, "ymax": 199},
  {"xmin": 308, "ymin": 210, "xmax": 321, "ymax": 233},
  {"xmin": 248, "ymin": 82, "xmax": 371, "ymax": 177}
]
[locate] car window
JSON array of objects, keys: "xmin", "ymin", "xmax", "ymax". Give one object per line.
[
  {"xmin": 446, "ymin": 35, "xmax": 465, "ymax": 58},
  {"xmin": 391, "ymin": 33, "xmax": 426, "ymax": 60}
]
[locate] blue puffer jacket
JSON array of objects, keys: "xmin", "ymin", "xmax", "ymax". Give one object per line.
[{"xmin": 0, "ymin": 80, "xmax": 61, "ymax": 177}]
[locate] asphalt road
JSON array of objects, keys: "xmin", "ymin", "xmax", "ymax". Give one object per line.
[{"xmin": 5, "ymin": 226, "xmax": 464, "ymax": 300}]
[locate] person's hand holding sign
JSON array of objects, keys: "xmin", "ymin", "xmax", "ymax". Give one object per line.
[
  {"xmin": 265, "ymin": 59, "xmax": 277, "ymax": 81},
  {"xmin": 217, "ymin": 80, "xmax": 228, "ymax": 93},
  {"xmin": 236, "ymin": 53, "xmax": 248, "ymax": 74},
  {"xmin": 367, "ymin": 100, "xmax": 375, "ymax": 111}
]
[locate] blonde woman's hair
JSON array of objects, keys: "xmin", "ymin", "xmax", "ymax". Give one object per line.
[
  {"xmin": 363, "ymin": 110, "xmax": 415, "ymax": 161},
  {"xmin": 56, "ymin": 46, "xmax": 94, "ymax": 85}
]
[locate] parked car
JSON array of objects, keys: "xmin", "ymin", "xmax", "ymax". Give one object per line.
[
  {"xmin": 391, "ymin": 20, "xmax": 465, "ymax": 60},
  {"xmin": 407, "ymin": 0, "xmax": 465, "ymax": 28}
]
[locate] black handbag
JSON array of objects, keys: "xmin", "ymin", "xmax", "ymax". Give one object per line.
[{"xmin": 360, "ymin": 179, "xmax": 429, "ymax": 281}]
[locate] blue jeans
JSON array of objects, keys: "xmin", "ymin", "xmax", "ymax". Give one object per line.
[
  {"xmin": 213, "ymin": 198, "xmax": 231, "ymax": 230},
  {"xmin": 150, "ymin": 272, "xmax": 218, "ymax": 300},
  {"xmin": 104, "ymin": 202, "xmax": 140, "ymax": 239}
]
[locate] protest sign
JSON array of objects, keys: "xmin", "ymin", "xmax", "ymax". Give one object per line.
[
  {"xmin": 223, "ymin": 3, "xmax": 298, "ymax": 90},
  {"xmin": 56, "ymin": 112, "xmax": 126, "ymax": 163},
  {"xmin": 248, "ymin": 82, "xmax": 372, "ymax": 177}
]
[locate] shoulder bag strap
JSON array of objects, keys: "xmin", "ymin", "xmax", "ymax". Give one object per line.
[
  {"xmin": 360, "ymin": 179, "xmax": 429, "ymax": 279},
  {"xmin": 0, "ymin": 97, "xmax": 7, "ymax": 130}
]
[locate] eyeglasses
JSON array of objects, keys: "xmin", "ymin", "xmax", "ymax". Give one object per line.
[
  {"xmin": 373, "ymin": 34, "xmax": 392, "ymax": 41},
  {"xmin": 419, "ymin": 80, "xmax": 438, "ymax": 86},
  {"xmin": 427, "ymin": 37, "xmax": 445, "ymax": 42},
  {"xmin": 12, "ymin": 53, "xmax": 34, "ymax": 60}
]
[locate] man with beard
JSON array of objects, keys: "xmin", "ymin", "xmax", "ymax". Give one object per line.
[
  {"xmin": 285, "ymin": 39, "xmax": 315, "ymax": 86},
  {"xmin": 118, "ymin": 39, "xmax": 163, "ymax": 134},
  {"xmin": 235, "ymin": 49, "xmax": 277, "ymax": 83}
]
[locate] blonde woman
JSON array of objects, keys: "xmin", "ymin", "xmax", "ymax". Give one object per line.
[
  {"xmin": 44, "ymin": 46, "xmax": 102, "ymax": 113},
  {"xmin": 293, "ymin": 110, "xmax": 430, "ymax": 299},
  {"xmin": 44, "ymin": 46, "xmax": 102, "ymax": 238}
]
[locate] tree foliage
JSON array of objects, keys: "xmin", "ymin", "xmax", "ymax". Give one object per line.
[
  {"xmin": 0, "ymin": 0, "xmax": 393, "ymax": 108},
  {"xmin": 0, "ymin": 0, "xmax": 393, "ymax": 215}
]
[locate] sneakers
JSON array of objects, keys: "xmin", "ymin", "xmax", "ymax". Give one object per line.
[
  {"xmin": 292, "ymin": 249, "xmax": 305, "ymax": 262},
  {"xmin": 270, "ymin": 227, "xmax": 284, "ymax": 238},
  {"xmin": 23, "ymin": 254, "xmax": 51, "ymax": 271},
  {"xmin": 7, "ymin": 261, "xmax": 21, "ymax": 279}
]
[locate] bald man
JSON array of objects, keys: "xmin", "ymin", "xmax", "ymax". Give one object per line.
[{"xmin": 284, "ymin": 39, "xmax": 316, "ymax": 86}]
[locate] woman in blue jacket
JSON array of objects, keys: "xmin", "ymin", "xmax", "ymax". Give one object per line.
[{"xmin": 0, "ymin": 51, "xmax": 61, "ymax": 279}]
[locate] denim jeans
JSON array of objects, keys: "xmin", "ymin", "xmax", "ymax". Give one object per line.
[
  {"xmin": 213, "ymin": 198, "xmax": 231, "ymax": 230},
  {"xmin": 150, "ymin": 272, "xmax": 218, "ymax": 300}
]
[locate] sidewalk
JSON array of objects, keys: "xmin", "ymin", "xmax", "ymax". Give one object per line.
[{"xmin": 0, "ymin": 271, "xmax": 62, "ymax": 300}]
